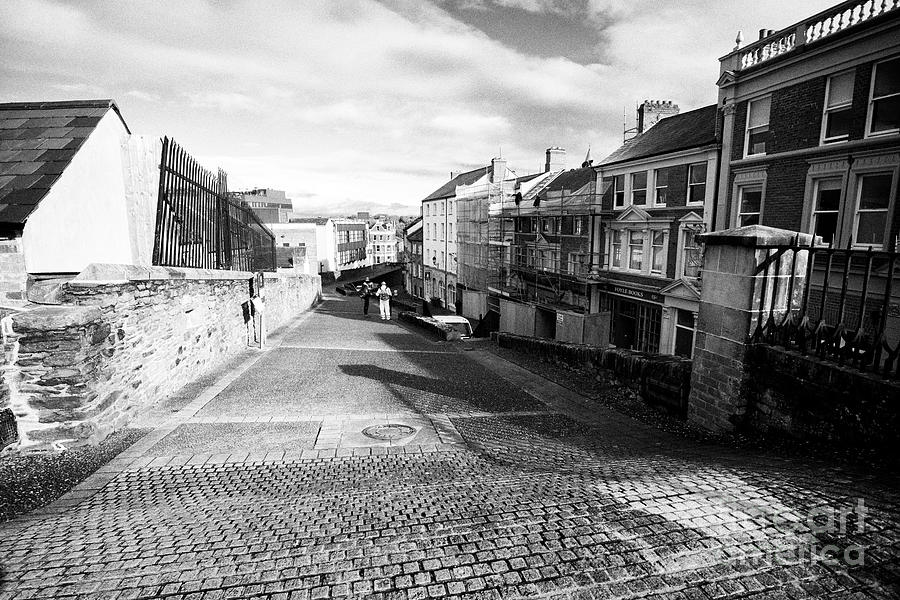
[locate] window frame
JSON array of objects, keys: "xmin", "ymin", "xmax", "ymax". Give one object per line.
[
  {"xmin": 737, "ymin": 184, "xmax": 764, "ymax": 226},
  {"xmin": 866, "ymin": 56, "xmax": 900, "ymax": 138},
  {"xmin": 627, "ymin": 230, "xmax": 645, "ymax": 271},
  {"xmin": 744, "ymin": 96, "xmax": 771, "ymax": 157},
  {"xmin": 631, "ymin": 171, "xmax": 648, "ymax": 206},
  {"xmin": 687, "ymin": 163, "xmax": 707, "ymax": 206},
  {"xmin": 810, "ymin": 177, "xmax": 843, "ymax": 247},
  {"xmin": 681, "ymin": 228, "xmax": 702, "ymax": 279},
  {"xmin": 821, "ymin": 70, "xmax": 855, "ymax": 145},
  {"xmin": 851, "ymin": 170, "xmax": 895, "ymax": 249},
  {"xmin": 653, "ymin": 168, "xmax": 667, "ymax": 207},
  {"xmin": 613, "ymin": 175, "xmax": 625, "ymax": 209},
  {"xmin": 650, "ymin": 229, "xmax": 667, "ymax": 275}
]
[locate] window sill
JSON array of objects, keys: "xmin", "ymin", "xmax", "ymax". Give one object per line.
[{"xmin": 864, "ymin": 129, "xmax": 900, "ymax": 140}]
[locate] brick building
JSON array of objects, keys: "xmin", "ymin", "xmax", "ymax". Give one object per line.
[
  {"xmin": 234, "ymin": 188, "xmax": 293, "ymax": 224},
  {"xmin": 595, "ymin": 105, "xmax": 719, "ymax": 355},
  {"xmin": 716, "ymin": 2, "xmax": 900, "ymax": 249}
]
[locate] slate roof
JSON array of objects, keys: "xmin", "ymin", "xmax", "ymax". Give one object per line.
[
  {"xmin": 407, "ymin": 227, "xmax": 422, "ymax": 243},
  {"xmin": 289, "ymin": 217, "xmax": 329, "ymax": 225},
  {"xmin": 422, "ymin": 166, "xmax": 489, "ymax": 201},
  {"xmin": 598, "ymin": 104, "xmax": 718, "ymax": 167},
  {"xmin": 0, "ymin": 100, "xmax": 129, "ymax": 224},
  {"xmin": 543, "ymin": 166, "xmax": 595, "ymax": 194}
]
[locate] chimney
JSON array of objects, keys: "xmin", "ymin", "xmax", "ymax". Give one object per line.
[
  {"xmin": 491, "ymin": 157, "xmax": 507, "ymax": 183},
  {"xmin": 450, "ymin": 171, "xmax": 459, "ymax": 180},
  {"xmin": 544, "ymin": 147, "xmax": 565, "ymax": 173},
  {"xmin": 758, "ymin": 28, "xmax": 775, "ymax": 40},
  {"xmin": 637, "ymin": 100, "xmax": 680, "ymax": 134}
]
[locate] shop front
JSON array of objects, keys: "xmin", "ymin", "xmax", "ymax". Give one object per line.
[{"xmin": 600, "ymin": 282, "xmax": 664, "ymax": 353}]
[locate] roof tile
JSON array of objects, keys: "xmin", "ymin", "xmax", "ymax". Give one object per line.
[
  {"xmin": 0, "ymin": 99, "xmax": 118, "ymax": 224},
  {"xmin": 598, "ymin": 105, "xmax": 718, "ymax": 167}
]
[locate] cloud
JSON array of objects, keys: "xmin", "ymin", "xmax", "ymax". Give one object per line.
[{"xmin": 0, "ymin": 0, "xmax": 830, "ymax": 217}]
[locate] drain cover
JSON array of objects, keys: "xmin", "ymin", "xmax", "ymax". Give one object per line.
[{"xmin": 362, "ymin": 424, "xmax": 416, "ymax": 441}]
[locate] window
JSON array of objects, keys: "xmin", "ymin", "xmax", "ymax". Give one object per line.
[
  {"xmin": 811, "ymin": 178, "xmax": 842, "ymax": 246},
  {"xmin": 631, "ymin": 172, "xmax": 647, "ymax": 206},
  {"xmin": 449, "ymin": 201, "xmax": 453, "ymax": 214},
  {"xmin": 448, "ymin": 223, "xmax": 453, "ymax": 237},
  {"xmin": 745, "ymin": 96, "xmax": 771, "ymax": 156},
  {"xmin": 854, "ymin": 172, "xmax": 893, "ymax": 247},
  {"xmin": 611, "ymin": 230, "xmax": 622, "ymax": 268},
  {"xmin": 441, "ymin": 224, "xmax": 445, "ymax": 241},
  {"xmin": 688, "ymin": 163, "xmax": 707, "ymax": 205},
  {"xmin": 673, "ymin": 309, "xmax": 696, "ymax": 358},
  {"xmin": 653, "ymin": 169, "xmax": 667, "ymax": 206},
  {"xmin": 868, "ymin": 57, "xmax": 900, "ymax": 136},
  {"xmin": 650, "ymin": 231, "xmax": 666, "ymax": 275},
  {"xmin": 542, "ymin": 217, "xmax": 556, "ymax": 234},
  {"xmin": 738, "ymin": 185, "xmax": 762, "ymax": 225},
  {"xmin": 822, "ymin": 71, "xmax": 854, "ymax": 143},
  {"xmin": 613, "ymin": 175, "xmax": 625, "ymax": 208},
  {"xmin": 574, "ymin": 217, "xmax": 583, "ymax": 236},
  {"xmin": 282, "ymin": 243, "xmax": 290, "ymax": 247},
  {"xmin": 682, "ymin": 229, "xmax": 702, "ymax": 278},
  {"xmin": 568, "ymin": 253, "xmax": 585, "ymax": 275},
  {"xmin": 628, "ymin": 231, "xmax": 644, "ymax": 270}
]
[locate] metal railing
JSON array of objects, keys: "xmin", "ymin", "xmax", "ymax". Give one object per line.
[
  {"xmin": 751, "ymin": 238, "xmax": 900, "ymax": 378},
  {"xmin": 153, "ymin": 137, "xmax": 276, "ymax": 272}
]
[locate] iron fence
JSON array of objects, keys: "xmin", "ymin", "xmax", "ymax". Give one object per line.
[
  {"xmin": 153, "ymin": 137, "xmax": 275, "ymax": 272},
  {"xmin": 751, "ymin": 238, "xmax": 900, "ymax": 378}
]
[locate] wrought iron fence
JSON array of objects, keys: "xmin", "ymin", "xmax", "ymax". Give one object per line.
[
  {"xmin": 153, "ymin": 137, "xmax": 275, "ymax": 272},
  {"xmin": 0, "ymin": 408, "xmax": 17, "ymax": 450},
  {"xmin": 751, "ymin": 238, "xmax": 900, "ymax": 378}
]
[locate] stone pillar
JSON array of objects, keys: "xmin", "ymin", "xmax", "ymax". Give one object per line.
[
  {"xmin": 0, "ymin": 237, "xmax": 27, "ymax": 302},
  {"xmin": 10, "ymin": 305, "xmax": 108, "ymax": 450},
  {"xmin": 688, "ymin": 225, "xmax": 812, "ymax": 432}
]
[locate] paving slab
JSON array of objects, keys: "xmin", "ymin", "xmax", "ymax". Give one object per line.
[{"xmin": 0, "ymin": 293, "xmax": 897, "ymax": 600}]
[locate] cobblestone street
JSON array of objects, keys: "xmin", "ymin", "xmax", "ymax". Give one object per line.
[{"xmin": 1, "ymin": 294, "xmax": 898, "ymax": 600}]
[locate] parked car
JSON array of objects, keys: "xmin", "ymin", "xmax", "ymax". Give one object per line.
[{"xmin": 432, "ymin": 315, "xmax": 473, "ymax": 339}]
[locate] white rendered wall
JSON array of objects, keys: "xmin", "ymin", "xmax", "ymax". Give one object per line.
[
  {"xmin": 23, "ymin": 112, "xmax": 133, "ymax": 273},
  {"xmin": 121, "ymin": 135, "xmax": 162, "ymax": 267}
]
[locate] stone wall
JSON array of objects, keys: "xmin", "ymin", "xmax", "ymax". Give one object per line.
[
  {"xmin": 497, "ymin": 332, "xmax": 692, "ymax": 416},
  {"xmin": 747, "ymin": 345, "xmax": 900, "ymax": 449},
  {"xmin": 5, "ymin": 267, "xmax": 320, "ymax": 450}
]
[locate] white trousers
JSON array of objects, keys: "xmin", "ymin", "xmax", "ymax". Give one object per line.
[{"xmin": 379, "ymin": 299, "xmax": 390, "ymax": 319}]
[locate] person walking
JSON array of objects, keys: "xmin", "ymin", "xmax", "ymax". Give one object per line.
[
  {"xmin": 377, "ymin": 281, "xmax": 393, "ymax": 320},
  {"xmin": 359, "ymin": 277, "xmax": 376, "ymax": 317}
]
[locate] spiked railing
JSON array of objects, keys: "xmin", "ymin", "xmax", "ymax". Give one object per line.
[{"xmin": 750, "ymin": 236, "xmax": 900, "ymax": 378}]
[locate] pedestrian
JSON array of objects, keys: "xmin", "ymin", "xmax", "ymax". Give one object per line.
[
  {"xmin": 377, "ymin": 281, "xmax": 393, "ymax": 320},
  {"xmin": 359, "ymin": 277, "xmax": 376, "ymax": 316}
]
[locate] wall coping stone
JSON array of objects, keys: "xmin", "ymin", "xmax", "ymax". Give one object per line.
[
  {"xmin": 699, "ymin": 225, "xmax": 815, "ymax": 247},
  {"xmin": 71, "ymin": 263, "xmax": 257, "ymax": 284},
  {"xmin": 12, "ymin": 304, "xmax": 101, "ymax": 330}
]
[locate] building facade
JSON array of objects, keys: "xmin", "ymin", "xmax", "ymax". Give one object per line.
[
  {"xmin": 367, "ymin": 220, "xmax": 398, "ymax": 265},
  {"xmin": 401, "ymin": 218, "xmax": 424, "ymax": 297},
  {"xmin": 595, "ymin": 105, "xmax": 719, "ymax": 356},
  {"xmin": 235, "ymin": 188, "xmax": 293, "ymax": 224},
  {"xmin": 716, "ymin": 2, "xmax": 900, "ymax": 250},
  {"xmin": 420, "ymin": 169, "xmax": 483, "ymax": 309}
]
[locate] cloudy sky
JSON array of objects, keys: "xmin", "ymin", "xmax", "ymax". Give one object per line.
[{"xmin": 1, "ymin": 0, "xmax": 828, "ymax": 216}]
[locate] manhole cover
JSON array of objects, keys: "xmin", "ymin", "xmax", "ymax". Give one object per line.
[{"xmin": 362, "ymin": 424, "xmax": 416, "ymax": 441}]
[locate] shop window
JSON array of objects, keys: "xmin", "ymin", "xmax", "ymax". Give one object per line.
[
  {"xmin": 611, "ymin": 230, "xmax": 623, "ymax": 268},
  {"xmin": 631, "ymin": 172, "xmax": 647, "ymax": 206},
  {"xmin": 682, "ymin": 229, "xmax": 702, "ymax": 278},
  {"xmin": 822, "ymin": 71, "xmax": 854, "ymax": 143},
  {"xmin": 868, "ymin": 57, "xmax": 900, "ymax": 137},
  {"xmin": 613, "ymin": 175, "xmax": 625, "ymax": 208},
  {"xmin": 628, "ymin": 231, "xmax": 644, "ymax": 271},
  {"xmin": 653, "ymin": 169, "xmax": 668, "ymax": 206},
  {"xmin": 811, "ymin": 178, "xmax": 842, "ymax": 246},
  {"xmin": 854, "ymin": 172, "xmax": 893, "ymax": 247},
  {"xmin": 651, "ymin": 231, "xmax": 666, "ymax": 275},
  {"xmin": 688, "ymin": 163, "xmax": 706, "ymax": 205},
  {"xmin": 745, "ymin": 96, "xmax": 771, "ymax": 156},
  {"xmin": 673, "ymin": 309, "xmax": 696, "ymax": 357},
  {"xmin": 738, "ymin": 185, "xmax": 763, "ymax": 226}
]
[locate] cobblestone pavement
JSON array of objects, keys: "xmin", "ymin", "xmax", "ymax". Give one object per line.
[{"xmin": 1, "ymin": 294, "xmax": 899, "ymax": 599}]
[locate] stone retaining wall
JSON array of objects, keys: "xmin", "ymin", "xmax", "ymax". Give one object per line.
[
  {"xmin": 398, "ymin": 312, "xmax": 461, "ymax": 341},
  {"xmin": 496, "ymin": 333, "xmax": 692, "ymax": 416},
  {"xmin": 3, "ymin": 266, "xmax": 320, "ymax": 451},
  {"xmin": 747, "ymin": 345, "xmax": 900, "ymax": 449}
]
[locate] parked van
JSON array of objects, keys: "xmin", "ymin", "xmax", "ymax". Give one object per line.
[{"xmin": 432, "ymin": 315, "xmax": 473, "ymax": 339}]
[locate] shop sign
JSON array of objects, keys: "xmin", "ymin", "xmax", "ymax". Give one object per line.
[
  {"xmin": 556, "ymin": 313, "xmax": 564, "ymax": 324},
  {"xmin": 606, "ymin": 283, "xmax": 662, "ymax": 303}
]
